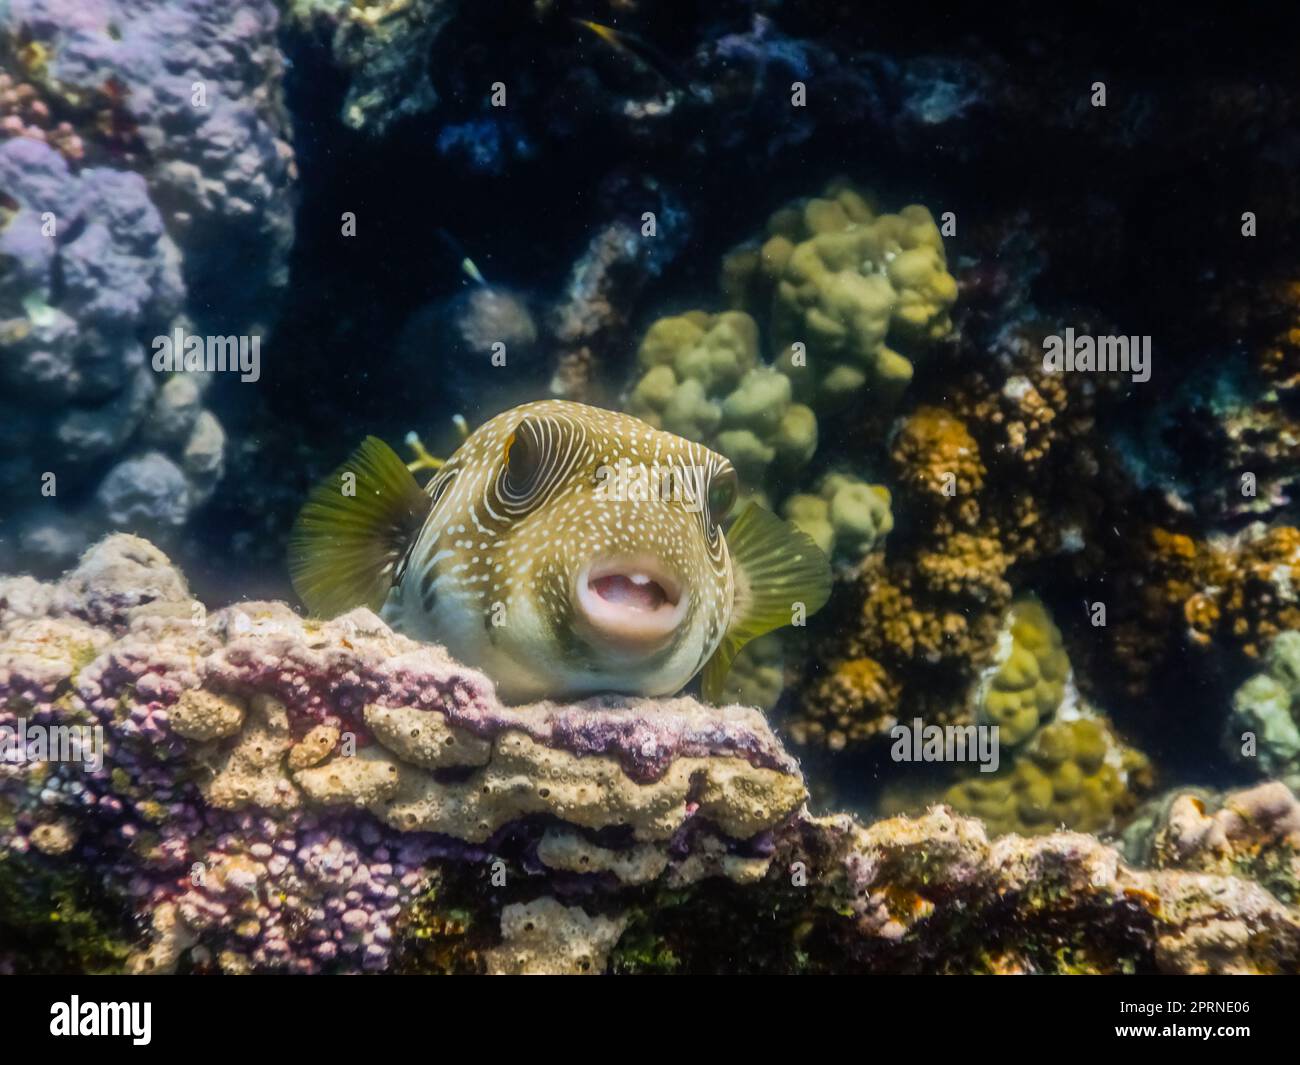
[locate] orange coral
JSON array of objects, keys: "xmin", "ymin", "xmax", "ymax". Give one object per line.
[
  {"xmin": 791, "ymin": 321, "xmax": 1179, "ymax": 749},
  {"xmin": 790, "ymin": 399, "xmax": 1024, "ymax": 749},
  {"xmin": 1258, "ymin": 286, "xmax": 1300, "ymax": 392},
  {"xmin": 1191, "ymin": 526, "xmax": 1300, "ymax": 657},
  {"xmin": 889, "ymin": 406, "xmax": 985, "ymax": 519},
  {"xmin": 850, "ymin": 565, "xmax": 993, "ymax": 667},
  {"xmin": 914, "ymin": 531, "xmax": 1013, "ymax": 603},
  {"xmin": 1095, "ymin": 524, "xmax": 1300, "ymax": 698},
  {"xmin": 788, "ymin": 655, "xmax": 902, "ymax": 751}
]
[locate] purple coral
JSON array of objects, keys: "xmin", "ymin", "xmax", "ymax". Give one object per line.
[
  {"xmin": 0, "ymin": 536, "xmax": 803, "ymax": 973},
  {"xmin": 0, "ymin": 138, "xmax": 189, "ymax": 562},
  {"xmin": 3, "ymin": 0, "xmax": 296, "ymax": 330},
  {"xmin": 0, "ymin": 0, "xmax": 294, "ymax": 572}
]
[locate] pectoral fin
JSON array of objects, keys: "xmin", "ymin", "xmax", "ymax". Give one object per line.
[
  {"xmin": 701, "ymin": 504, "xmax": 831, "ymax": 703},
  {"xmin": 288, "ymin": 437, "xmax": 431, "ymax": 618}
]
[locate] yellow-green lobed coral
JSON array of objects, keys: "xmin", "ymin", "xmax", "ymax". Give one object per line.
[
  {"xmin": 721, "ymin": 179, "xmax": 957, "ymax": 409},
  {"xmin": 944, "ymin": 599, "xmax": 1150, "ymax": 836},
  {"xmin": 783, "ymin": 471, "xmax": 893, "ymax": 561},
  {"xmin": 717, "ymin": 632, "xmax": 787, "ymax": 712},
  {"xmin": 1224, "ymin": 630, "xmax": 1300, "ymax": 780},
  {"xmin": 881, "ymin": 598, "xmax": 1151, "ymax": 837},
  {"xmin": 976, "ymin": 598, "xmax": 1071, "ymax": 747},
  {"xmin": 626, "ymin": 309, "xmax": 818, "ymax": 492},
  {"xmin": 943, "ymin": 717, "xmax": 1150, "ymax": 837}
]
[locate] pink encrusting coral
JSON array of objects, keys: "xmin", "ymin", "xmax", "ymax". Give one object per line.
[{"xmin": 0, "ymin": 535, "xmax": 808, "ymax": 973}]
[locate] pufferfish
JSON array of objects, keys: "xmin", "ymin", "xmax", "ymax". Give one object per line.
[{"xmin": 288, "ymin": 399, "xmax": 830, "ymax": 703}]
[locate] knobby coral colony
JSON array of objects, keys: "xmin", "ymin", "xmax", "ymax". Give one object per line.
[
  {"xmin": 3, "ymin": 536, "xmax": 1300, "ymax": 975},
  {"xmin": 613, "ymin": 168, "xmax": 1300, "ymax": 864},
  {"xmin": 0, "ymin": 0, "xmax": 294, "ymax": 575}
]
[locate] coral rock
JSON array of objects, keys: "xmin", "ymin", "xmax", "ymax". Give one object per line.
[{"xmin": 5, "ymin": 536, "xmax": 1298, "ymax": 976}]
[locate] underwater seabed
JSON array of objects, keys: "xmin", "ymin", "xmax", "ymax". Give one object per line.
[{"xmin": 2, "ymin": 0, "xmax": 1300, "ymax": 983}]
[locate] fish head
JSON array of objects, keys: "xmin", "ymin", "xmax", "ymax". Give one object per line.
[{"xmin": 413, "ymin": 401, "xmax": 739, "ymax": 701}]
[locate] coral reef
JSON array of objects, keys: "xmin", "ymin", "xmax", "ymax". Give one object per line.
[
  {"xmin": 789, "ymin": 654, "xmax": 901, "ymax": 751},
  {"xmin": 0, "ymin": 0, "xmax": 295, "ymax": 573},
  {"xmin": 786, "ymin": 314, "xmax": 1138, "ymax": 753},
  {"xmin": 1115, "ymin": 361, "xmax": 1300, "ymax": 526},
  {"xmin": 613, "ymin": 179, "xmax": 950, "ymax": 562},
  {"xmin": 889, "ymin": 406, "xmax": 986, "ymax": 518},
  {"xmin": 941, "ymin": 716, "xmax": 1151, "ymax": 838},
  {"xmin": 807, "ymin": 797, "xmax": 1300, "ymax": 974},
  {"xmin": 0, "ymin": 138, "xmax": 181, "ymax": 431},
  {"xmin": 1176, "ymin": 526, "xmax": 1300, "ymax": 660},
  {"xmin": 782, "ymin": 472, "xmax": 893, "ymax": 562},
  {"xmin": 0, "ymin": 70, "xmax": 83, "ymax": 161},
  {"xmin": 1123, "ymin": 781, "xmax": 1300, "ymax": 908},
  {"xmin": 288, "ymin": 0, "xmax": 453, "ymax": 136},
  {"xmin": 1092, "ymin": 524, "xmax": 1300, "ymax": 702},
  {"xmin": 5, "ymin": 536, "xmax": 1298, "ymax": 974},
  {"xmin": 5, "ymin": 0, "xmax": 1300, "ymax": 980},
  {"xmin": 789, "ymin": 548, "xmax": 1009, "ymax": 752},
  {"xmin": 2, "ymin": 0, "xmax": 297, "ymax": 331},
  {"xmin": 717, "ymin": 633, "xmax": 787, "ymax": 714},
  {"xmin": 0, "ymin": 535, "xmax": 805, "ymax": 973},
  {"xmin": 549, "ymin": 174, "xmax": 692, "ymax": 404},
  {"xmin": 867, "ymin": 597, "xmax": 1153, "ymax": 838},
  {"xmin": 0, "ymin": 138, "xmax": 225, "ymax": 568}
]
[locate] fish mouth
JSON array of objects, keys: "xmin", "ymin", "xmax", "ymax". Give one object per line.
[{"xmin": 574, "ymin": 556, "xmax": 687, "ymax": 650}]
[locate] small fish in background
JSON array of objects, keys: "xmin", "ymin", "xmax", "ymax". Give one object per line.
[
  {"xmin": 435, "ymin": 228, "xmax": 488, "ymax": 286},
  {"xmin": 289, "ymin": 400, "xmax": 830, "ymax": 703},
  {"xmin": 571, "ymin": 17, "xmax": 694, "ymax": 94},
  {"xmin": 397, "ymin": 233, "xmax": 541, "ymax": 423}
]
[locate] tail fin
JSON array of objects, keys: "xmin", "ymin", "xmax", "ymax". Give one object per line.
[{"xmin": 288, "ymin": 436, "xmax": 431, "ymax": 618}]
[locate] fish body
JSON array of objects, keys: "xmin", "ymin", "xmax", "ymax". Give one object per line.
[{"xmin": 290, "ymin": 400, "xmax": 829, "ymax": 703}]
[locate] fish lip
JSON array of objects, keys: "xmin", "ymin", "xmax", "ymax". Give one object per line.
[{"xmin": 573, "ymin": 556, "xmax": 687, "ymax": 650}]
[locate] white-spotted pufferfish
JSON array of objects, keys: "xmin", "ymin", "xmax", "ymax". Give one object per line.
[{"xmin": 289, "ymin": 400, "xmax": 830, "ymax": 703}]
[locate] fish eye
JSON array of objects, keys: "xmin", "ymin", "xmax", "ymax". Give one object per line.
[
  {"xmin": 707, "ymin": 468, "xmax": 738, "ymax": 531},
  {"xmin": 503, "ymin": 426, "xmax": 543, "ymax": 496},
  {"xmin": 495, "ymin": 413, "xmax": 578, "ymax": 514}
]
